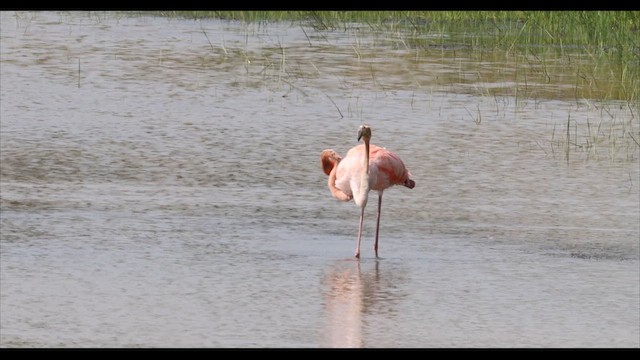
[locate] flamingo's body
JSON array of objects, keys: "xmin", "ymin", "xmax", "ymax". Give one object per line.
[{"xmin": 321, "ymin": 125, "xmax": 415, "ymax": 258}]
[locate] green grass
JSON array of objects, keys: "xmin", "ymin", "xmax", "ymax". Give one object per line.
[{"xmin": 149, "ymin": 11, "xmax": 639, "ymax": 104}]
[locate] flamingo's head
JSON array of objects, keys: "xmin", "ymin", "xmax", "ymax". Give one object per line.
[
  {"xmin": 320, "ymin": 149, "xmax": 342, "ymax": 176},
  {"xmin": 357, "ymin": 125, "xmax": 372, "ymax": 142},
  {"xmin": 404, "ymin": 178, "xmax": 416, "ymax": 189}
]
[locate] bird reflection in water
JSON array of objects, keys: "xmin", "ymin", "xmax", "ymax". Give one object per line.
[{"xmin": 322, "ymin": 259, "xmax": 398, "ymax": 348}]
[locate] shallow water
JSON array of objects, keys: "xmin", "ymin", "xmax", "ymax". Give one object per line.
[{"xmin": 1, "ymin": 12, "xmax": 638, "ymax": 348}]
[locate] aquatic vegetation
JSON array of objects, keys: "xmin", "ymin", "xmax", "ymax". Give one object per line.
[
  {"xmin": 150, "ymin": 11, "xmax": 638, "ymax": 104},
  {"xmin": 149, "ymin": 11, "xmax": 639, "ymax": 162}
]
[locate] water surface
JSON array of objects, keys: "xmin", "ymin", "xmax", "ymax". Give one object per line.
[{"xmin": 1, "ymin": 12, "xmax": 638, "ymax": 348}]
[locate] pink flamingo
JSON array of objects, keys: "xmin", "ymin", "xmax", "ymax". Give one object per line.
[{"xmin": 321, "ymin": 125, "xmax": 415, "ymax": 258}]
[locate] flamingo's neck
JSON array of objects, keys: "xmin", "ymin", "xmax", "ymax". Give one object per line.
[
  {"xmin": 364, "ymin": 138, "xmax": 370, "ymax": 174},
  {"xmin": 353, "ymin": 136, "xmax": 371, "ymax": 209}
]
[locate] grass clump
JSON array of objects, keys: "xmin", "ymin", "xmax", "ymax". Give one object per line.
[{"xmin": 155, "ymin": 11, "xmax": 638, "ymax": 104}]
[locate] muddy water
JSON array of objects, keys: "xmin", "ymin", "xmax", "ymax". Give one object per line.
[{"xmin": 1, "ymin": 12, "xmax": 638, "ymax": 348}]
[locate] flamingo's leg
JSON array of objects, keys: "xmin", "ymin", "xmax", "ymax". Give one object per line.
[
  {"xmin": 355, "ymin": 207, "xmax": 365, "ymax": 259},
  {"xmin": 374, "ymin": 192, "xmax": 383, "ymax": 258}
]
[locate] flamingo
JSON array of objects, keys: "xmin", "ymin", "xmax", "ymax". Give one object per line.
[{"xmin": 321, "ymin": 125, "xmax": 415, "ymax": 259}]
